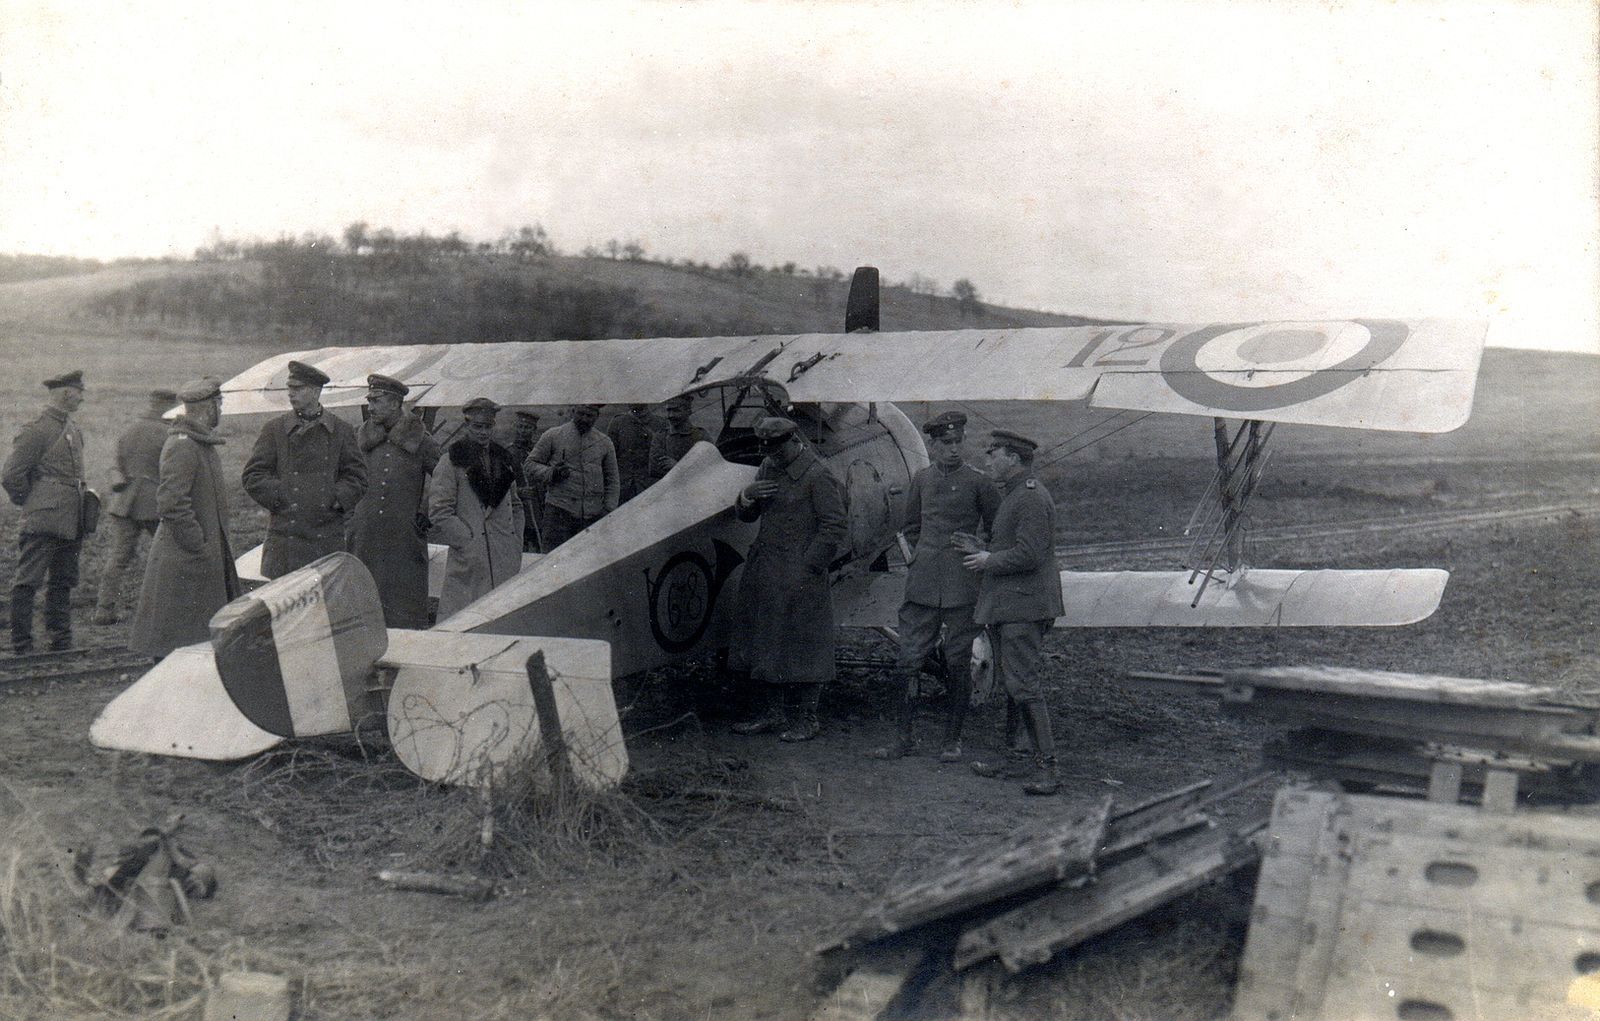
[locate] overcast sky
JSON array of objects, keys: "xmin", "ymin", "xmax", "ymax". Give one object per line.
[{"xmin": 1, "ymin": 0, "xmax": 1595, "ymax": 351}]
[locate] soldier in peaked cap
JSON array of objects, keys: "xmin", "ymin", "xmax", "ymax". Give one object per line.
[
  {"xmin": 130, "ymin": 377, "xmax": 240, "ymax": 660},
  {"xmin": 348, "ymin": 373, "xmax": 441, "ymax": 628},
  {"xmin": 241, "ymin": 359, "xmax": 366, "ymax": 578},
  {"xmin": 958, "ymin": 428, "xmax": 1066, "ymax": 796},
  {"xmin": 727, "ymin": 416, "xmax": 848, "ymax": 743},
  {"xmin": 92, "ymin": 388, "xmax": 180, "ymax": 624},
  {"xmin": 3, "ymin": 371, "xmax": 88, "ymax": 652},
  {"xmin": 866, "ymin": 410, "xmax": 1000, "ymax": 763},
  {"xmin": 428, "ymin": 397, "xmax": 525, "ymax": 619}
]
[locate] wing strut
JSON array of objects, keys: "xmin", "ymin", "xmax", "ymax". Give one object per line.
[{"xmin": 1182, "ymin": 419, "xmax": 1275, "ymax": 606}]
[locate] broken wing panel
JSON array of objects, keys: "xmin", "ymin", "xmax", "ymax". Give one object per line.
[{"xmin": 1058, "ymin": 568, "xmax": 1448, "ymax": 627}]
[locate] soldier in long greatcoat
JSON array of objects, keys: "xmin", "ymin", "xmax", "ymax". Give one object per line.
[
  {"xmin": 130, "ymin": 378, "xmax": 240, "ymax": 660},
  {"xmin": 93, "ymin": 388, "xmax": 177, "ymax": 624},
  {"xmin": 960, "ymin": 429, "xmax": 1066, "ymax": 796},
  {"xmin": 727, "ymin": 417, "xmax": 847, "ymax": 743},
  {"xmin": 3, "ymin": 370, "xmax": 88, "ymax": 653},
  {"xmin": 867, "ymin": 411, "xmax": 1000, "ymax": 762},
  {"xmin": 428, "ymin": 398, "xmax": 525, "ymax": 621},
  {"xmin": 347, "ymin": 374, "xmax": 441, "ymax": 629},
  {"xmin": 241, "ymin": 360, "xmax": 367, "ymax": 578}
]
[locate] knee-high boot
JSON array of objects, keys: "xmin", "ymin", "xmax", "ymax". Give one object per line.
[
  {"xmin": 1019, "ymin": 699, "xmax": 1060, "ymax": 796},
  {"xmin": 938, "ymin": 665, "xmax": 972, "ymax": 762},
  {"xmin": 10, "ymin": 585, "xmax": 35, "ymax": 654},
  {"xmin": 867, "ymin": 671, "xmax": 919, "ymax": 759}
]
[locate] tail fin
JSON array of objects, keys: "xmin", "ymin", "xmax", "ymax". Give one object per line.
[{"xmin": 845, "ymin": 266, "xmax": 879, "ymax": 333}]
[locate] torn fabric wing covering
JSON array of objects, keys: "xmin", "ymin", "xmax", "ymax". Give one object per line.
[{"xmin": 217, "ymin": 319, "xmax": 1486, "ymax": 432}]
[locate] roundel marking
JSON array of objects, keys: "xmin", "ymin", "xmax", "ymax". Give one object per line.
[
  {"xmin": 1159, "ymin": 319, "xmax": 1411, "ymax": 413},
  {"xmin": 648, "ymin": 550, "xmax": 715, "ymax": 654}
]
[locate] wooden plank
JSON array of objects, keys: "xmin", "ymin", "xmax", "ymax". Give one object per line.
[
  {"xmin": 820, "ymin": 797, "xmax": 1113, "ymax": 953},
  {"xmin": 955, "ymin": 823, "xmax": 1266, "ymax": 973},
  {"xmin": 1223, "ymin": 664, "xmax": 1582, "ymax": 710},
  {"xmin": 809, "ymin": 948, "xmax": 925, "ymax": 1021},
  {"xmin": 1231, "ymin": 788, "xmax": 1347, "ymax": 1021}
]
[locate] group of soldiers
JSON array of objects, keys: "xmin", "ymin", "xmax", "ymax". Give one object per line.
[
  {"xmin": 5, "ymin": 365, "xmax": 1065, "ymax": 795},
  {"xmin": 1, "ymin": 362, "xmax": 693, "ymax": 660},
  {"xmin": 724, "ymin": 410, "xmax": 1065, "ymax": 795}
]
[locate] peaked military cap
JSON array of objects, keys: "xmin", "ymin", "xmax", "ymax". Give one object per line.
[
  {"xmin": 148, "ymin": 388, "xmax": 179, "ymax": 405},
  {"xmin": 366, "ymin": 373, "xmax": 409, "ymax": 397},
  {"xmin": 922, "ymin": 410, "xmax": 968, "ymax": 438},
  {"xmin": 285, "ymin": 360, "xmax": 330, "ymax": 387},
  {"xmin": 462, "ymin": 396, "xmax": 501, "ymax": 419},
  {"xmin": 665, "ymin": 394, "xmax": 694, "ymax": 412},
  {"xmin": 753, "ymin": 417, "xmax": 798, "ymax": 441},
  {"xmin": 178, "ymin": 377, "xmax": 222, "ymax": 403},
  {"xmin": 514, "ymin": 410, "xmax": 541, "ymax": 424},
  {"xmin": 43, "ymin": 369, "xmax": 84, "ymax": 390},
  {"xmin": 988, "ymin": 429, "xmax": 1039, "ymax": 455}
]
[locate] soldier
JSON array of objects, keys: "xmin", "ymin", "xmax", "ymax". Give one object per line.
[
  {"xmin": 506, "ymin": 410, "xmax": 544, "ymax": 551},
  {"xmin": 241, "ymin": 360, "xmax": 367, "ymax": 578},
  {"xmin": 958, "ymin": 429, "xmax": 1066, "ymax": 796},
  {"xmin": 3, "ymin": 370, "xmax": 88, "ymax": 653},
  {"xmin": 647, "ymin": 395, "xmax": 710, "ymax": 481},
  {"xmin": 347, "ymin": 374, "xmax": 441, "ymax": 628},
  {"xmin": 129, "ymin": 378, "xmax": 240, "ymax": 660},
  {"xmin": 727, "ymin": 417, "xmax": 848, "ymax": 743},
  {"xmin": 428, "ymin": 398, "xmax": 525, "ymax": 619},
  {"xmin": 867, "ymin": 411, "xmax": 1000, "ymax": 762},
  {"xmin": 92, "ymin": 388, "xmax": 177, "ymax": 624},
  {"xmin": 524, "ymin": 404, "xmax": 618, "ymax": 552},
  {"xmin": 607, "ymin": 403, "xmax": 663, "ymax": 502}
]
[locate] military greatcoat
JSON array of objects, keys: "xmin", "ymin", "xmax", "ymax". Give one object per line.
[
  {"xmin": 974, "ymin": 474, "xmax": 1065, "ymax": 626},
  {"xmin": 348, "ymin": 412, "xmax": 441, "ymax": 628},
  {"xmin": 242, "ymin": 409, "xmax": 367, "ymax": 579},
  {"xmin": 727, "ymin": 445, "xmax": 848, "ymax": 685},
  {"xmin": 2, "ymin": 405, "xmax": 85, "ymax": 540},
  {"xmin": 129, "ymin": 415, "xmax": 240, "ymax": 658}
]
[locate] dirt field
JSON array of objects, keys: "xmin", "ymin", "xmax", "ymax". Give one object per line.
[{"xmin": 0, "ymin": 319, "xmax": 1596, "ymax": 1019}]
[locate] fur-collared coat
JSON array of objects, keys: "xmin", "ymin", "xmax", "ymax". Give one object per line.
[
  {"xmin": 347, "ymin": 412, "xmax": 441, "ymax": 629},
  {"xmin": 427, "ymin": 437, "xmax": 525, "ymax": 621},
  {"xmin": 130, "ymin": 415, "xmax": 240, "ymax": 658}
]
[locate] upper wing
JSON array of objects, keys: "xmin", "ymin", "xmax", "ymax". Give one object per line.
[{"xmin": 219, "ymin": 318, "xmax": 1485, "ymax": 432}]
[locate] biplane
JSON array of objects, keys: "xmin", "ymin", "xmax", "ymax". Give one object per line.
[{"xmin": 91, "ymin": 270, "xmax": 1487, "ymax": 787}]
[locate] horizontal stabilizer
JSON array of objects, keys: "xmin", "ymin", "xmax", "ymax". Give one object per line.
[
  {"xmin": 383, "ymin": 629, "xmax": 624, "ymax": 789},
  {"xmin": 90, "ymin": 643, "xmax": 284, "ymax": 760},
  {"xmin": 236, "ymin": 542, "xmax": 544, "ymax": 599},
  {"xmin": 1058, "ymin": 568, "xmax": 1448, "ymax": 627}
]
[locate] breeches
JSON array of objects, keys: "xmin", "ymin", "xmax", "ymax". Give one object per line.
[
  {"xmin": 896, "ymin": 601, "xmax": 983, "ymax": 678},
  {"xmin": 96, "ymin": 515, "xmax": 157, "ymax": 606},
  {"xmin": 988, "ymin": 620, "xmax": 1051, "ymax": 701},
  {"xmin": 13, "ymin": 532, "xmax": 81, "ymax": 591}
]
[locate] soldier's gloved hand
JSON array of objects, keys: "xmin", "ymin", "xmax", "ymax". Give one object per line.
[
  {"xmin": 549, "ymin": 464, "xmax": 571, "ymax": 484},
  {"xmin": 742, "ymin": 479, "xmax": 779, "ymax": 503},
  {"xmin": 413, "ymin": 511, "xmax": 432, "ymax": 536}
]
